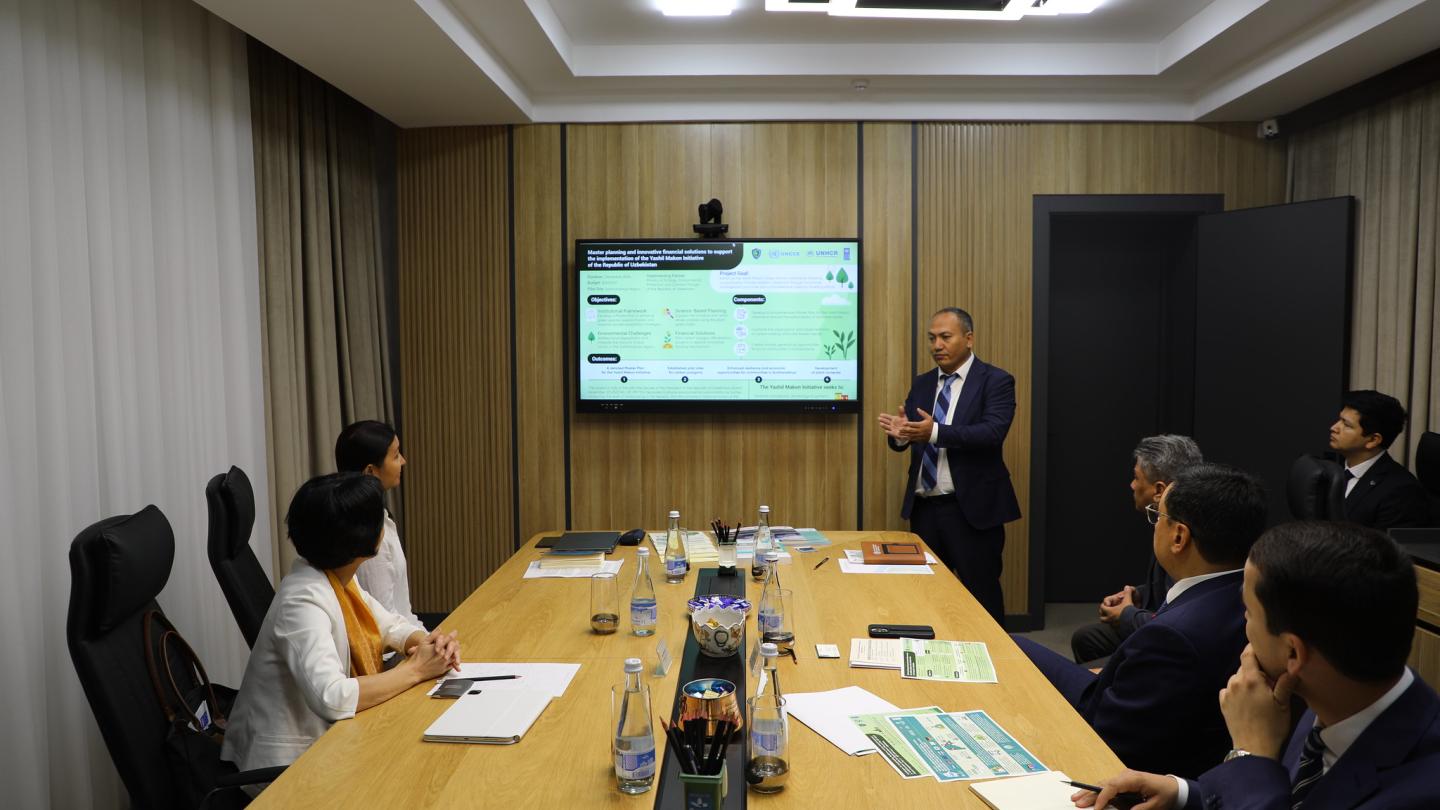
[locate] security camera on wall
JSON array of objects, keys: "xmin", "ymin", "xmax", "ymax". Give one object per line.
[
  {"xmin": 1257, "ymin": 119, "xmax": 1280, "ymax": 139},
  {"xmin": 693, "ymin": 198, "xmax": 728, "ymax": 238}
]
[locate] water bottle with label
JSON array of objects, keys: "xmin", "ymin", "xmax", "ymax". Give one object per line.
[
  {"xmin": 612, "ymin": 658, "xmax": 656, "ymax": 794},
  {"xmin": 663, "ymin": 510, "xmax": 687, "ymax": 584},
  {"xmin": 755, "ymin": 641, "xmax": 782, "ymax": 699},
  {"xmin": 757, "ymin": 551, "xmax": 783, "ymax": 636},
  {"xmin": 746, "ymin": 690, "xmax": 789, "ymax": 794},
  {"xmin": 751, "ymin": 505, "xmax": 773, "ymax": 581},
  {"xmin": 630, "ymin": 546, "xmax": 658, "ymax": 637}
]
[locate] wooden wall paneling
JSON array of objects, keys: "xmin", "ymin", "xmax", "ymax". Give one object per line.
[
  {"xmin": 566, "ymin": 123, "xmax": 859, "ymax": 534},
  {"xmin": 860, "ymin": 123, "xmax": 915, "ymax": 531},
  {"xmin": 398, "ymin": 127, "xmax": 513, "ymax": 611},
  {"xmin": 513, "ymin": 125, "xmax": 566, "ymax": 542}
]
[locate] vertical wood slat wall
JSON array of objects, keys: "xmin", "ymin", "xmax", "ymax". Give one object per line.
[
  {"xmin": 397, "ymin": 127, "xmax": 512, "ymax": 611},
  {"xmin": 397, "ymin": 121, "xmax": 1287, "ymax": 615},
  {"xmin": 566, "ymin": 124, "xmax": 860, "ymax": 534}
]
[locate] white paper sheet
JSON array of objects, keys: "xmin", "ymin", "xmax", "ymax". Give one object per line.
[
  {"xmin": 522, "ymin": 559, "xmax": 624, "ymax": 579},
  {"xmin": 843, "ymin": 549, "xmax": 939, "ymax": 565},
  {"xmin": 782, "ymin": 685, "xmax": 901, "ymax": 755},
  {"xmin": 428, "ymin": 662, "xmax": 581, "ymax": 698}
]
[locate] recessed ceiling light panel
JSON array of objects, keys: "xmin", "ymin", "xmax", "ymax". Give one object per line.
[
  {"xmin": 658, "ymin": 0, "xmax": 736, "ymax": 17},
  {"xmin": 827, "ymin": 0, "xmax": 1029, "ymax": 21},
  {"xmin": 765, "ymin": 0, "xmax": 832, "ymax": 11}
]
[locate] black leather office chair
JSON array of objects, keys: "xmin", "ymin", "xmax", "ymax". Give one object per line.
[
  {"xmin": 1416, "ymin": 431, "xmax": 1440, "ymax": 525},
  {"xmin": 1287, "ymin": 454, "xmax": 1346, "ymax": 520},
  {"xmin": 206, "ymin": 466, "xmax": 273, "ymax": 649},
  {"xmin": 66, "ymin": 505, "xmax": 280, "ymax": 809}
]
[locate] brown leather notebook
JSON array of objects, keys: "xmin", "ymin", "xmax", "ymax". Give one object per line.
[{"xmin": 861, "ymin": 541, "xmax": 927, "ymax": 565}]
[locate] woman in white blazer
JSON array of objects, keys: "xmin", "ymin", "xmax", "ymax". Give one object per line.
[
  {"xmin": 335, "ymin": 420, "xmax": 423, "ymax": 629},
  {"xmin": 221, "ymin": 473, "xmax": 460, "ymax": 773}
]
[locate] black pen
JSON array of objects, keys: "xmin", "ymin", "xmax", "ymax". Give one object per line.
[
  {"xmin": 1063, "ymin": 781, "xmax": 1145, "ymax": 808},
  {"xmin": 812, "ymin": 556, "xmax": 830, "ymax": 570},
  {"xmin": 466, "ymin": 675, "xmax": 521, "ymax": 682}
]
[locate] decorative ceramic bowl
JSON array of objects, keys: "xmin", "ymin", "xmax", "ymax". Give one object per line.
[
  {"xmin": 691, "ymin": 606, "xmax": 747, "ymax": 657},
  {"xmin": 687, "ymin": 594, "xmax": 751, "ymax": 614}
]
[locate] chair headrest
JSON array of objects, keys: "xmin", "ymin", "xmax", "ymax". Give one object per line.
[
  {"xmin": 1287, "ymin": 454, "xmax": 1343, "ymax": 520},
  {"xmin": 219, "ymin": 465, "xmax": 255, "ymax": 556},
  {"xmin": 1417, "ymin": 432, "xmax": 1440, "ymax": 495},
  {"xmin": 70, "ymin": 505, "xmax": 174, "ymax": 637}
]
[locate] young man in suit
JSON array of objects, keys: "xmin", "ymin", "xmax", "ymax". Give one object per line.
[
  {"xmin": 1012, "ymin": 464, "xmax": 1268, "ymax": 778},
  {"xmin": 877, "ymin": 307, "xmax": 1020, "ymax": 622},
  {"xmin": 1071, "ymin": 434, "xmax": 1204, "ymax": 664},
  {"xmin": 1330, "ymin": 389, "xmax": 1430, "ymax": 529},
  {"xmin": 1076, "ymin": 521, "xmax": 1440, "ymax": 810}
]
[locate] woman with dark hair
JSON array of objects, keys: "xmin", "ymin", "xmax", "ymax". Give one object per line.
[
  {"xmin": 334, "ymin": 420, "xmax": 422, "ymax": 629},
  {"xmin": 221, "ymin": 472, "xmax": 461, "ymax": 773}
]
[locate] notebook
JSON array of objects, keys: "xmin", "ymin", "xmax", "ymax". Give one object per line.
[
  {"xmin": 423, "ymin": 689, "xmax": 553, "ymax": 744},
  {"xmin": 970, "ymin": 771, "xmax": 1082, "ymax": 810},
  {"xmin": 861, "ymin": 541, "xmax": 927, "ymax": 565}
]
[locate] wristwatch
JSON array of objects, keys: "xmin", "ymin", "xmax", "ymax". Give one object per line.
[{"xmin": 1223, "ymin": 749, "xmax": 1253, "ymax": 762}]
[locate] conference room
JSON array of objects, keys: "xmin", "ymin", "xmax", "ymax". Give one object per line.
[{"xmin": 7, "ymin": 0, "xmax": 1440, "ymax": 808}]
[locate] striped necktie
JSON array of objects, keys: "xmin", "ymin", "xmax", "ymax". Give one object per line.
[
  {"xmin": 918, "ymin": 373, "xmax": 957, "ymax": 492},
  {"xmin": 1290, "ymin": 724, "xmax": 1326, "ymax": 808}
]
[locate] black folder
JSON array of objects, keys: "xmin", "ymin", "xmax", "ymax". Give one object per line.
[{"xmin": 536, "ymin": 531, "xmax": 619, "ymax": 554}]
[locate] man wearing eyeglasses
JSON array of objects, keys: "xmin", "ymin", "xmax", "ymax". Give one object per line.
[{"xmin": 1012, "ymin": 464, "xmax": 1267, "ymax": 778}]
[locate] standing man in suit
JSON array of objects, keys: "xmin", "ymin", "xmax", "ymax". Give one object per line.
[
  {"xmin": 878, "ymin": 307, "xmax": 1020, "ymax": 622},
  {"xmin": 1013, "ymin": 464, "xmax": 1268, "ymax": 778},
  {"xmin": 1075, "ymin": 521, "xmax": 1440, "ymax": 810},
  {"xmin": 1330, "ymin": 389, "xmax": 1430, "ymax": 529},
  {"xmin": 1070, "ymin": 434, "xmax": 1203, "ymax": 664}
]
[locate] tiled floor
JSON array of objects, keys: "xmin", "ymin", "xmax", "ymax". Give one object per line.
[{"xmin": 1013, "ymin": 602, "xmax": 1095, "ymax": 661}]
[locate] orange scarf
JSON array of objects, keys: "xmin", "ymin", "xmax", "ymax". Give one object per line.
[{"xmin": 325, "ymin": 570, "xmax": 384, "ymax": 677}]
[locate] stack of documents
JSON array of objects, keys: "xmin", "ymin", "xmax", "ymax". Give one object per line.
[
  {"xmin": 781, "ymin": 686, "xmax": 901, "ymax": 755},
  {"xmin": 850, "ymin": 708, "xmax": 1049, "ymax": 782},
  {"xmin": 648, "ymin": 530, "xmax": 719, "ymax": 563},
  {"xmin": 848, "ymin": 638, "xmax": 997, "ymax": 683},
  {"xmin": 538, "ymin": 552, "xmax": 606, "ymax": 569},
  {"xmin": 524, "ymin": 558, "xmax": 624, "ymax": 579},
  {"xmin": 423, "ymin": 662, "xmax": 582, "ymax": 745},
  {"xmin": 839, "ymin": 548, "xmax": 938, "ymax": 575}
]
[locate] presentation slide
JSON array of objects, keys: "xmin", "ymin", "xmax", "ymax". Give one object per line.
[{"xmin": 577, "ymin": 240, "xmax": 859, "ymax": 407}]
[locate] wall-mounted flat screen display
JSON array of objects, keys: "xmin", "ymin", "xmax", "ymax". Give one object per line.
[{"xmin": 576, "ymin": 238, "xmax": 861, "ymax": 413}]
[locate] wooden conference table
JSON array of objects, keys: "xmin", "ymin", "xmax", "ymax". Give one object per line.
[{"xmin": 250, "ymin": 532, "xmax": 1123, "ymax": 808}]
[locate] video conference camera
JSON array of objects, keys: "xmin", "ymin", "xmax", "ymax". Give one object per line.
[{"xmin": 693, "ymin": 198, "xmax": 729, "ymax": 238}]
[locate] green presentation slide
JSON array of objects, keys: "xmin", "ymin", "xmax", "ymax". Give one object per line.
[{"xmin": 578, "ymin": 241, "xmax": 859, "ymax": 403}]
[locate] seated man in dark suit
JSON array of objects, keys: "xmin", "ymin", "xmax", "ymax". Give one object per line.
[
  {"xmin": 1071, "ymin": 434, "xmax": 1204, "ymax": 664},
  {"xmin": 1330, "ymin": 389, "xmax": 1430, "ymax": 529},
  {"xmin": 1013, "ymin": 464, "xmax": 1267, "ymax": 778},
  {"xmin": 1075, "ymin": 521, "xmax": 1440, "ymax": 810}
]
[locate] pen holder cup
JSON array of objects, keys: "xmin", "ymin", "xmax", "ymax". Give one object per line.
[
  {"xmin": 678, "ymin": 763, "xmax": 727, "ymax": 810},
  {"xmin": 680, "ymin": 678, "xmax": 743, "ymax": 736}
]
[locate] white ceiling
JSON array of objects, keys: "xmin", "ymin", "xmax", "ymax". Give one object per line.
[{"xmin": 192, "ymin": 0, "xmax": 1440, "ymax": 127}]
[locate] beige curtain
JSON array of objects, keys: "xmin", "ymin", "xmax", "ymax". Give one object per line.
[
  {"xmin": 249, "ymin": 40, "xmax": 399, "ymax": 576},
  {"xmin": 1288, "ymin": 80, "xmax": 1440, "ymax": 463}
]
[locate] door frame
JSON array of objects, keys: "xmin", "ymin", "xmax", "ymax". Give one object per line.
[{"xmin": 1024, "ymin": 194, "xmax": 1224, "ymax": 631}]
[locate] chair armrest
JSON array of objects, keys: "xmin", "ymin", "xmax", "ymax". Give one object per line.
[{"xmin": 199, "ymin": 766, "xmax": 288, "ymax": 809}]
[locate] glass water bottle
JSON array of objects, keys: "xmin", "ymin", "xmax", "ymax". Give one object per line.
[{"xmin": 612, "ymin": 658, "xmax": 656, "ymax": 794}]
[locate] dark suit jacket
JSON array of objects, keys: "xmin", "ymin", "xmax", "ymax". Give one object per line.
[
  {"xmin": 1184, "ymin": 673, "xmax": 1440, "ymax": 809},
  {"xmin": 1118, "ymin": 556, "xmax": 1173, "ymax": 637},
  {"xmin": 1343, "ymin": 453, "xmax": 1431, "ymax": 530},
  {"xmin": 886, "ymin": 358, "xmax": 1021, "ymax": 529},
  {"xmin": 1080, "ymin": 571, "xmax": 1247, "ymax": 779}
]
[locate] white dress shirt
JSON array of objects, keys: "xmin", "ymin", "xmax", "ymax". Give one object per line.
[
  {"xmin": 1164, "ymin": 568, "xmax": 1243, "ymax": 607},
  {"xmin": 913, "ymin": 353, "xmax": 975, "ymax": 496},
  {"xmin": 355, "ymin": 511, "xmax": 422, "ymax": 628},
  {"xmin": 1317, "ymin": 667, "xmax": 1413, "ymax": 771},
  {"xmin": 1343, "ymin": 452, "xmax": 1384, "ymax": 498}
]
